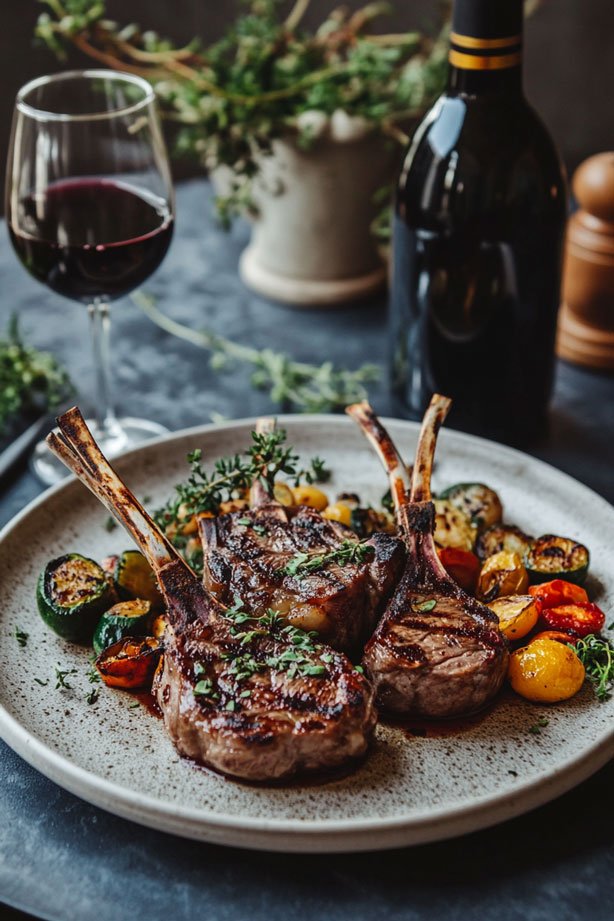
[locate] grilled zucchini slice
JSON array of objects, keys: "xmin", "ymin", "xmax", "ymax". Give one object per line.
[
  {"xmin": 476, "ymin": 524, "xmax": 533, "ymax": 562},
  {"xmin": 36, "ymin": 553, "xmax": 115, "ymax": 643},
  {"xmin": 433, "ymin": 499, "xmax": 477, "ymax": 551},
  {"xmin": 525, "ymin": 535, "xmax": 589, "ymax": 585},
  {"xmin": 439, "ymin": 483, "xmax": 503, "ymax": 532},
  {"xmin": 114, "ymin": 550, "xmax": 164, "ymax": 611},
  {"xmin": 92, "ymin": 599, "xmax": 152, "ymax": 656}
]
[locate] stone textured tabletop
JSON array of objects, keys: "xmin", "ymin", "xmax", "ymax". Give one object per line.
[{"xmin": 0, "ymin": 180, "xmax": 613, "ymax": 921}]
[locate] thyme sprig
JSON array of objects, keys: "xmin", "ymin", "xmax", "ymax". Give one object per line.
[
  {"xmin": 573, "ymin": 634, "xmax": 614, "ymax": 701},
  {"xmin": 154, "ymin": 427, "xmax": 328, "ymax": 570},
  {"xmin": 14, "ymin": 627, "xmax": 29, "ymax": 648},
  {"xmin": 36, "ymin": 0, "xmax": 450, "ymax": 224},
  {"xmin": 133, "ymin": 291, "xmax": 380, "ymax": 414},
  {"xmin": 0, "ymin": 315, "xmax": 73, "ymax": 436},
  {"xmin": 279, "ymin": 538, "xmax": 374, "ymax": 578},
  {"xmin": 55, "ymin": 666, "xmax": 78, "ymax": 690}
]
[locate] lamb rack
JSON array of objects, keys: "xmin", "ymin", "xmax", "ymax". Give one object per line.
[
  {"xmin": 199, "ymin": 418, "xmax": 405, "ymax": 655},
  {"xmin": 47, "ymin": 408, "xmax": 377, "ymax": 782},
  {"xmin": 346, "ymin": 396, "xmax": 509, "ymax": 718}
]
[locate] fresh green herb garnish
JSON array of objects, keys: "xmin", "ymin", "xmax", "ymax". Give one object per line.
[
  {"xmin": 14, "ymin": 627, "xmax": 29, "ymax": 648},
  {"xmin": 34, "ymin": 677, "xmax": 49, "ymax": 687},
  {"xmin": 573, "ymin": 634, "xmax": 614, "ymax": 701},
  {"xmin": 528, "ymin": 717, "xmax": 549, "ymax": 735},
  {"xmin": 279, "ymin": 539, "xmax": 373, "ymax": 578},
  {"xmin": 37, "ymin": 2, "xmax": 449, "ymax": 228},
  {"xmin": 86, "ymin": 688, "xmax": 100, "ymax": 705},
  {"xmin": 412, "ymin": 599, "xmax": 437, "ymax": 613},
  {"xmin": 128, "ymin": 701, "xmax": 140, "ymax": 709},
  {"xmin": 55, "ymin": 666, "xmax": 78, "ymax": 690},
  {"xmin": 133, "ymin": 291, "xmax": 380, "ymax": 415},
  {"xmin": 87, "ymin": 668, "xmax": 101, "ymax": 684},
  {"xmin": 104, "ymin": 516, "xmax": 118, "ymax": 533},
  {"xmin": 0, "ymin": 314, "xmax": 73, "ymax": 435},
  {"xmin": 194, "ymin": 678, "xmax": 216, "ymax": 697}
]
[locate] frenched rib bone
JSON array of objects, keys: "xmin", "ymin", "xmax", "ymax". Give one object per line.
[
  {"xmin": 47, "ymin": 408, "xmax": 377, "ymax": 781},
  {"xmin": 346, "ymin": 397, "xmax": 509, "ymax": 718},
  {"xmin": 199, "ymin": 417, "xmax": 405, "ymax": 655}
]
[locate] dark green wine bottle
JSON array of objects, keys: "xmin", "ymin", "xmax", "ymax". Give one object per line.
[{"xmin": 390, "ymin": 0, "xmax": 567, "ymax": 443}]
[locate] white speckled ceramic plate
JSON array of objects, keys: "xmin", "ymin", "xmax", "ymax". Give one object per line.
[{"xmin": 0, "ymin": 416, "xmax": 612, "ymax": 853}]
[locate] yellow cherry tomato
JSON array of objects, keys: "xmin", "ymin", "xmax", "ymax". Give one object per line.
[
  {"xmin": 322, "ymin": 502, "xmax": 352, "ymax": 527},
  {"xmin": 273, "ymin": 481, "xmax": 295, "ymax": 507},
  {"xmin": 292, "ymin": 484, "xmax": 329, "ymax": 511},
  {"xmin": 477, "ymin": 551, "xmax": 529, "ymax": 602},
  {"xmin": 487, "ymin": 594, "xmax": 539, "ymax": 641},
  {"xmin": 508, "ymin": 637, "xmax": 585, "ymax": 703}
]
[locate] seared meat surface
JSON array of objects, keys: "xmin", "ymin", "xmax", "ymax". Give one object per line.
[
  {"xmin": 155, "ymin": 559, "xmax": 376, "ymax": 780},
  {"xmin": 48, "ymin": 408, "xmax": 377, "ymax": 782},
  {"xmin": 348, "ymin": 398, "xmax": 509, "ymax": 719},
  {"xmin": 200, "ymin": 501, "xmax": 405, "ymax": 656}
]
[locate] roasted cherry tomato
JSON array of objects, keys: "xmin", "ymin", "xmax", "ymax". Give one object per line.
[
  {"xmin": 542, "ymin": 602, "xmax": 605, "ymax": 638},
  {"xmin": 95, "ymin": 636, "xmax": 162, "ymax": 690},
  {"xmin": 437, "ymin": 547, "xmax": 480, "ymax": 592},
  {"xmin": 528, "ymin": 579, "xmax": 589, "ymax": 610},
  {"xmin": 508, "ymin": 637, "xmax": 585, "ymax": 703},
  {"xmin": 487, "ymin": 595, "xmax": 539, "ymax": 642},
  {"xmin": 531, "ymin": 630, "xmax": 578, "ymax": 646}
]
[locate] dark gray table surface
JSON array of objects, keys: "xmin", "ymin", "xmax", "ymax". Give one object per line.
[{"xmin": 1, "ymin": 180, "xmax": 613, "ymax": 921}]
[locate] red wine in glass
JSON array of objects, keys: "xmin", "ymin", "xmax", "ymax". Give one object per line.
[
  {"xmin": 5, "ymin": 69, "xmax": 176, "ymax": 485},
  {"xmin": 9, "ymin": 178, "xmax": 173, "ymax": 302}
]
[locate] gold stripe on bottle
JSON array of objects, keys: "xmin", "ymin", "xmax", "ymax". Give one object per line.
[
  {"xmin": 448, "ymin": 49, "xmax": 522, "ymax": 70},
  {"xmin": 450, "ymin": 31, "xmax": 522, "ymax": 50}
]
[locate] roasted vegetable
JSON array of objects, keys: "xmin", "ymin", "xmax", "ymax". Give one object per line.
[
  {"xmin": 475, "ymin": 523, "xmax": 533, "ymax": 562},
  {"xmin": 322, "ymin": 501, "xmax": 352, "ymax": 527},
  {"xmin": 439, "ymin": 482, "xmax": 502, "ymax": 531},
  {"xmin": 95, "ymin": 636, "xmax": 162, "ymax": 689},
  {"xmin": 151, "ymin": 614, "xmax": 168, "ymax": 638},
  {"xmin": 437, "ymin": 547, "xmax": 480, "ymax": 593},
  {"xmin": 476, "ymin": 551, "xmax": 529, "ymax": 602},
  {"xmin": 508, "ymin": 637, "xmax": 585, "ymax": 702},
  {"xmin": 433, "ymin": 499, "xmax": 477, "ymax": 552},
  {"xmin": 526, "ymin": 535, "xmax": 590, "ymax": 585},
  {"xmin": 487, "ymin": 594, "xmax": 539, "ymax": 641},
  {"xmin": 532, "ymin": 630, "xmax": 579, "ymax": 646},
  {"xmin": 528, "ymin": 579, "xmax": 589, "ymax": 610},
  {"xmin": 114, "ymin": 550, "xmax": 164, "ymax": 611},
  {"xmin": 36, "ymin": 553, "xmax": 115, "ymax": 643},
  {"xmin": 92, "ymin": 599, "xmax": 151, "ymax": 656},
  {"xmin": 273, "ymin": 481, "xmax": 295, "ymax": 507},
  {"xmin": 292, "ymin": 484, "xmax": 329, "ymax": 511},
  {"xmin": 542, "ymin": 602, "xmax": 605, "ymax": 638}
]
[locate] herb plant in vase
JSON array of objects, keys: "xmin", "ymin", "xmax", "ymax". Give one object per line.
[{"xmin": 37, "ymin": 0, "xmax": 449, "ymax": 305}]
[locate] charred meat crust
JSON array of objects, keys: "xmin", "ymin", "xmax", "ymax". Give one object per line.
[{"xmin": 199, "ymin": 503, "xmax": 405, "ymax": 655}]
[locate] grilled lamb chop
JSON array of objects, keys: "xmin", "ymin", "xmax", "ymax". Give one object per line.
[
  {"xmin": 346, "ymin": 396, "xmax": 509, "ymax": 719},
  {"xmin": 47, "ymin": 408, "xmax": 377, "ymax": 782},
  {"xmin": 199, "ymin": 418, "xmax": 405, "ymax": 655}
]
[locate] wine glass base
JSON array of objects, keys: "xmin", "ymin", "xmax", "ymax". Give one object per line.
[{"xmin": 30, "ymin": 416, "xmax": 170, "ymax": 487}]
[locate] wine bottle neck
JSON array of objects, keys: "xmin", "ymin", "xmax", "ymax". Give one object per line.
[
  {"xmin": 447, "ymin": 62, "xmax": 523, "ymax": 97},
  {"xmin": 446, "ymin": 0, "xmax": 524, "ymax": 96}
]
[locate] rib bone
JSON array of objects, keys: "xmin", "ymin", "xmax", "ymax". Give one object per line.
[{"xmin": 347, "ymin": 396, "xmax": 509, "ymax": 718}]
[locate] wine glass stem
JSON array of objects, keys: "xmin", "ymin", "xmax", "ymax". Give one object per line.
[{"xmin": 88, "ymin": 301, "xmax": 118, "ymax": 437}]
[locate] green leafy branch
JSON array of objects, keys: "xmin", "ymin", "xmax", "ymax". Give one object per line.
[
  {"xmin": 0, "ymin": 315, "xmax": 74, "ymax": 435},
  {"xmin": 132, "ymin": 291, "xmax": 380, "ymax": 414},
  {"xmin": 35, "ymin": 0, "xmax": 450, "ymax": 223}
]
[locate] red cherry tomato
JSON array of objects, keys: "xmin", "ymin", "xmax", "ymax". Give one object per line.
[
  {"xmin": 542, "ymin": 602, "xmax": 605, "ymax": 638},
  {"xmin": 528, "ymin": 579, "xmax": 589, "ymax": 610},
  {"xmin": 437, "ymin": 547, "xmax": 480, "ymax": 592}
]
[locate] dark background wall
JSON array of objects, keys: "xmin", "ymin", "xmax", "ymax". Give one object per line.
[{"xmin": 1, "ymin": 0, "xmax": 613, "ymax": 210}]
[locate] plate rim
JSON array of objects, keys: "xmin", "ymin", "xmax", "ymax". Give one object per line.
[{"xmin": 1, "ymin": 414, "xmax": 613, "ymax": 851}]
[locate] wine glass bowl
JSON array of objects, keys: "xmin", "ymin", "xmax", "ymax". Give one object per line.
[{"xmin": 5, "ymin": 70, "xmax": 175, "ymax": 484}]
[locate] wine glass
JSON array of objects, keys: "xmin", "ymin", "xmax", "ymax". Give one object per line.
[{"xmin": 5, "ymin": 69, "xmax": 175, "ymax": 485}]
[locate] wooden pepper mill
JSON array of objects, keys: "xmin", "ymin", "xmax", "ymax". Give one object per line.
[{"xmin": 557, "ymin": 152, "xmax": 614, "ymax": 370}]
